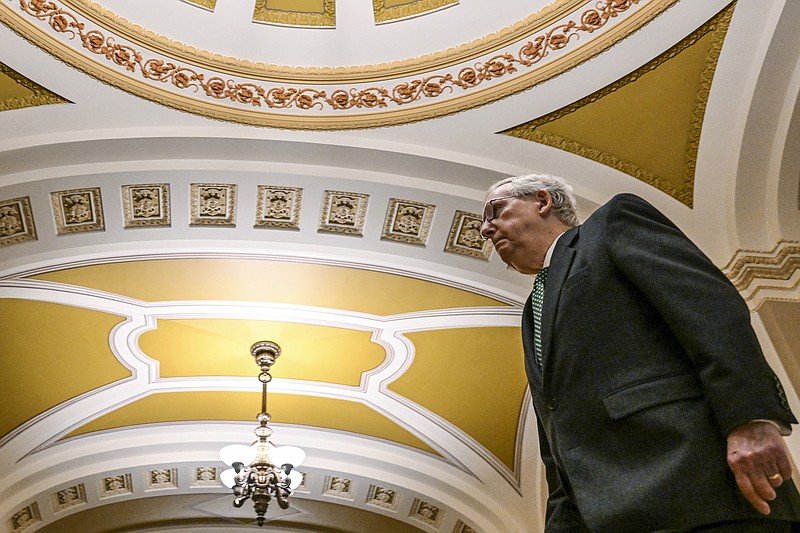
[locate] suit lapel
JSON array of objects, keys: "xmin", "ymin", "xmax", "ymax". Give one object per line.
[{"xmin": 540, "ymin": 227, "xmax": 579, "ymax": 371}]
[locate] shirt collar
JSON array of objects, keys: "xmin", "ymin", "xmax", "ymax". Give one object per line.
[{"xmin": 541, "ymin": 230, "xmax": 567, "ymax": 270}]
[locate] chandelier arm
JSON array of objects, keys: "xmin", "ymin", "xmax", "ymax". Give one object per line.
[{"xmin": 275, "ymin": 483, "xmax": 290, "ymax": 510}]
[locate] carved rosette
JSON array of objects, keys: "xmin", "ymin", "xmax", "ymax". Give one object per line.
[
  {"xmin": 319, "ymin": 191, "xmax": 368, "ymax": 235},
  {"xmin": 0, "ymin": 196, "xmax": 37, "ymax": 247},
  {"xmin": 121, "ymin": 184, "xmax": 170, "ymax": 227},
  {"xmin": 255, "ymin": 185, "xmax": 302, "ymax": 229},
  {"xmin": 445, "ymin": 210, "xmax": 492, "ymax": 260},
  {"xmin": 190, "ymin": 183, "xmax": 237, "ymax": 226},
  {"xmin": 50, "ymin": 187, "xmax": 104, "ymax": 235}
]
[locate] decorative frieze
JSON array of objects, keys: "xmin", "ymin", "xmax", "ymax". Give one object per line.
[
  {"xmin": 0, "ymin": 196, "xmax": 37, "ymax": 247},
  {"xmin": 382, "ymin": 198, "xmax": 434, "ymax": 246},
  {"xmin": 122, "ymin": 183, "xmax": 170, "ymax": 227},
  {"xmin": 10, "ymin": 0, "xmax": 665, "ymax": 130},
  {"xmin": 319, "ymin": 191, "xmax": 368, "ymax": 236},
  {"xmin": 255, "ymin": 185, "xmax": 302, "ymax": 229},
  {"xmin": 444, "ymin": 210, "xmax": 492, "ymax": 260},
  {"xmin": 51, "ymin": 187, "xmax": 104, "ymax": 235}
]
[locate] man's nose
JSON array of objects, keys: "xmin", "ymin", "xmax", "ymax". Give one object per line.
[{"xmin": 480, "ymin": 220, "xmax": 493, "ymax": 240}]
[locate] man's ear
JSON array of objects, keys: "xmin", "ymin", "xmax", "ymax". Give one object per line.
[{"xmin": 536, "ymin": 190, "xmax": 553, "ymax": 214}]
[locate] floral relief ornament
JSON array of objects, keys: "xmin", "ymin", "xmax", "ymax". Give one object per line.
[
  {"xmin": 14, "ymin": 0, "xmax": 644, "ymax": 114},
  {"xmin": 445, "ymin": 210, "xmax": 492, "ymax": 260},
  {"xmin": 0, "ymin": 196, "xmax": 37, "ymax": 246},
  {"xmin": 122, "ymin": 183, "xmax": 170, "ymax": 227},
  {"xmin": 382, "ymin": 198, "xmax": 435, "ymax": 245},
  {"xmin": 319, "ymin": 191, "xmax": 368, "ymax": 235},
  {"xmin": 255, "ymin": 185, "xmax": 302, "ymax": 229},
  {"xmin": 190, "ymin": 183, "xmax": 236, "ymax": 226},
  {"xmin": 50, "ymin": 187, "xmax": 104, "ymax": 235}
]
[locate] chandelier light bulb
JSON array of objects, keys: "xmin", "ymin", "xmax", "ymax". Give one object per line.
[
  {"xmin": 219, "ymin": 444, "xmax": 257, "ymax": 468},
  {"xmin": 220, "ymin": 468, "xmax": 238, "ymax": 488},
  {"xmin": 268, "ymin": 446, "xmax": 306, "ymax": 469},
  {"xmin": 287, "ymin": 470, "xmax": 303, "ymax": 490}
]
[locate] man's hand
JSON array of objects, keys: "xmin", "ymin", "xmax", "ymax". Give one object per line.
[{"xmin": 727, "ymin": 421, "xmax": 792, "ymax": 515}]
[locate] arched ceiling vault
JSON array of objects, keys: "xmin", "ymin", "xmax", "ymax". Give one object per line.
[{"xmin": 2, "ymin": 1, "xmax": 800, "ymax": 532}]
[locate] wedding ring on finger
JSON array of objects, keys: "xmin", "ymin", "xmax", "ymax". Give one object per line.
[{"xmin": 768, "ymin": 474, "xmax": 783, "ymax": 482}]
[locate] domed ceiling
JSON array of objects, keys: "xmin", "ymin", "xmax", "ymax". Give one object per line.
[{"xmin": 2, "ymin": 1, "xmax": 800, "ymax": 532}]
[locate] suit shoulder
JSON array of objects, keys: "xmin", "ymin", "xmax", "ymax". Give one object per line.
[
  {"xmin": 583, "ymin": 193, "xmax": 648, "ymax": 224},
  {"xmin": 607, "ymin": 193, "xmax": 651, "ymax": 209},
  {"xmin": 602, "ymin": 193, "xmax": 664, "ymax": 219}
]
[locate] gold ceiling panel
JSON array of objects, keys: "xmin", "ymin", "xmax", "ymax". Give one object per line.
[
  {"xmin": 373, "ymin": 0, "xmax": 458, "ymax": 24},
  {"xmin": 65, "ymin": 391, "xmax": 439, "ymax": 455},
  {"xmin": 390, "ymin": 328, "xmax": 527, "ymax": 470},
  {"xmin": 182, "ymin": 0, "xmax": 216, "ymax": 11},
  {"xmin": 501, "ymin": 3, "xmax": 734, "ymax": 207},
  {"xmin": 29, "ymin": 259, "xmax": 508, "ymax": 314},
  {"xmin": 0, "ymin": 62, "xmax": 69, "ymax": 112},
  {"xmin": 139, "ymin": 320, "xmax": 385, "ymax": 384},
  {"xmin": 253, "ymin": 0, "xmax": 335, "ymax": 27},
  {"xmin": 0, "ymin": 299, "xmax": 130, "ymax": 439}
]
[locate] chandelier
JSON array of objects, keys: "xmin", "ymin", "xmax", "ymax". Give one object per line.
[{"xmin": 219, "ymin": 341, "xmax": 305, "ymax": 527}]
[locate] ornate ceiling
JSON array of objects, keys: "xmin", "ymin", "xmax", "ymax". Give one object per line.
[{"xmin": 1, "ymin": 1, "xmax": 800, "ymax": 532}]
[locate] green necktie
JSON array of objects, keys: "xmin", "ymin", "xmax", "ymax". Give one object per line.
[{"xmin": 532, "ymin": 267, "xmax": 549, "ymax": 369}]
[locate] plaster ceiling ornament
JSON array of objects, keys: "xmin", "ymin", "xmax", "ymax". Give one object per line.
[
  {"xmin": 50, "ymin": 187, "xmax": 104, "ymax": 235},
  {"xmin": 0, "ymin": 196, "xmax": 37, "ymax": 247},
  {"xmin": 121, "ymin": 183, "xmax": 171, "ymax": 228},
  {"xmin": 0, "ymin": 0, "xmax": 679, "ymax": 129}
]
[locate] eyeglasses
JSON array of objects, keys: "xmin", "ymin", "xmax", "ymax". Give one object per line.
[{"xmin": 482, "ymin": 195, "xmax": 517, "ymax": 222}]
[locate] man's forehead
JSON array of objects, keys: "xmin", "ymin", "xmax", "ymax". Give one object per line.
[{"xmin": 485, "ymin": 183, "xmax": 513, "ymax": 201}]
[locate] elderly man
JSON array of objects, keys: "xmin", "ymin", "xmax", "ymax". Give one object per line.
[{"xmin": 480, "ymin": 173, "xmax": 800, "ymax": 532}]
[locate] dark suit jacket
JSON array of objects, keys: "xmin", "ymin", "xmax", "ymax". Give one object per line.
[{"xmin": 522, "ymin": 193, "xmax": 800, "ymax": 532}]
